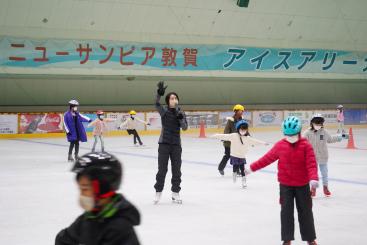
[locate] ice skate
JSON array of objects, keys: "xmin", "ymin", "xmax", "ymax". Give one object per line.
[
  {"xmin": 311, "ymin": 187, "xmax": 316, "ymax": 198},
  {"xmin": 323, "ymin": 185, "xmax": 331, "ymax": 197},
  {"xmin": 172, "ymin": 192, "xmax": 182, "ymax": 204},
  {"xmin": 232, "ymin": 172, "xmax": 237, "ymax": 183},
  {"xmin": 241, "ymin": 176, "xmax": 247, "ymax": 188},
  {"xmin": 68, "ymin": 154, "xmax": 74, "ymax": 162},
  {"xmin": 153, "ymin": 192, "xmax": 162, "ymax": 204}
]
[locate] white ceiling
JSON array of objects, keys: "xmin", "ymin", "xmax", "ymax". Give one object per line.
[{"xmin": 0, "ymin": 0, "xmax": 367, "ymax": 51}]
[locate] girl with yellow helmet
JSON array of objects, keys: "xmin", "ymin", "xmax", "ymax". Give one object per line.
[
  {"xmin": 118, "ymin": 111, "xmax": 150, "ymax": 146},
  {"xmin": 217, "ymin": 104, "xmax": 245, "ymax": 175}
]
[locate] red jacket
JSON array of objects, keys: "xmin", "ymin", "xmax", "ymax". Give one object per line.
[{"xmin": 250, "ymin": 138, "xmax": 318, "ymax": 186}]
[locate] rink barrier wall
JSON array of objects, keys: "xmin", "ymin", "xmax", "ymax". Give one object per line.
[
  {"xmin": 0, "ymin": 109, "xmax": 366, "ymax": 139},
  {"xmin": 1, "ymin": 125, "xmax": 367, "ymax": 139}
]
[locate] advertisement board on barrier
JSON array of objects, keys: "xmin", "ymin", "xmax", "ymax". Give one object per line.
[
  {"xmin": 20, "ymin": 113, "xmax": 63, "ymax": 133},
  {"xmin": 284, "ymin": 110, "xmax": 339, "ymax": 126},
  {"xmin": 344, "ymin": 109, "xmax": 367, "ymax": 125},
  {"xmin": 253, "ymin": 111, "xmax": 283, "ymax": 127},
  {"xmin": 105, "ymin": 113, "xmax": 121, "ymax": 131},
  {"xmin": 0, "ymin": 114, "xmax": 18, "ymax": 134},
  {"xmin": 185, "ymin": 111, "xmax": 219, "ymax": 129},
  {"xmin": 284, "ymin": 111, "xmax": 313, "ymax": 125},
  {"xmin": 106, "ymin": 112, "xmax": 146, "ymax": 131},
  {"xmin": 218, "ymin": 111, "xmax": 252, "ymax": 127},
  {"xmin": 312, "ymin": 110, "xmax": 338, "ymax": 124},
  {"xmin": 146, "ymin": 112, "xmax": 162, "ymax": 130}
]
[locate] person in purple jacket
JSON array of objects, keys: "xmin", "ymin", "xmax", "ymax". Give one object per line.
[{"xmin": 63, "ymin": 99, "xmax": 91, "ymax": 162}]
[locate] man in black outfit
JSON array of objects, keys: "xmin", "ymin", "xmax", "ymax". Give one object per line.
[{"xmin": 153, "ymin": 81, "xmax": 188, "ymax": 204}]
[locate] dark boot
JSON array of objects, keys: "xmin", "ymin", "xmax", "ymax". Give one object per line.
[{"xmin": 68, "ymin": 154, "xmax": 74, "ymax": 162}]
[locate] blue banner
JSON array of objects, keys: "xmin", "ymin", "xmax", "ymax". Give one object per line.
[
  {"xmin": 345, "ymin": 109, "xmax": 367, "ymax": 125},
  {"xmin": 1, "ymin": 36, "xmax": 367, "ymax": 74},
  {"xmin": 82, "ymin": 113, "xmax": 97, "ymax": 132}
]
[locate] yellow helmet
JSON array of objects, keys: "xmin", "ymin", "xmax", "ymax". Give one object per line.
[
  {"xmin": 233, "ymin": 104, "xmax": 245, "ymax": 112},
  {"xmin": 129, "ymin": 110, "xmax": 137, "ymax": 115}
]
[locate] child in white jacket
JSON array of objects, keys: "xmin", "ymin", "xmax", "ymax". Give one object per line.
[
  {"xmin": 211, "ymin": 119, "xmax": 268, "ymax": 188},
  {"xmin": 118, "ymin": 110, "xmax": 150, "ymax": 146},
  {"xmin": 303, "ymin": 114, "xmax": 346, "ymax": 197}
]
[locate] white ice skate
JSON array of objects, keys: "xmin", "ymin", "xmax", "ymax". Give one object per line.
[
  {"xmin": 172, "ymin": 192, "xmax": 182, "ymax": 204},
  {"xmin": 241, "ymin": 176, "xmax": 247, "ymax": 188},
  {"xmin": 233, "ymin": 172, "xmax": 237, "ymax": 183},
  {"xmin": 153, "ymin": 192, "xmax": 162, "ymax": 205}
]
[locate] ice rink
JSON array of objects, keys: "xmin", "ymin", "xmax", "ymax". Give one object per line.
[{"xmin": 1, "ymin": 129, "xmax": 367, "ymax": 245}]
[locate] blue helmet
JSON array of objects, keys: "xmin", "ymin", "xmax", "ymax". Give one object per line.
[
  {"xmin": 282, "ymin": 116, "xmax": 302, "ymax": 135},
  {"xmin": 235, "ymin": 119, "xmax": 249, "ymax": 130}
]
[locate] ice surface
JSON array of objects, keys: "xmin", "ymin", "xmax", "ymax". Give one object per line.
[{"xmin": 1, "ymin": 129, "xmax": 367, "ymax": 245}]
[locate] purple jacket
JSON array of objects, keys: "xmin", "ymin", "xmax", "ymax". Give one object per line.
[{"xmin": 63, "ymin": 110, "xmax": 91, "ymax": 142}]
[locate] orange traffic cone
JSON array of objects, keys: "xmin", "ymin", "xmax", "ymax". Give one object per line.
[
  {"xmin": 199, "ymin": 121, "xmax": 206, "ymax": 138},
  {"xmin": 346, "ymin": 128, "xmax": 356, "ymax": 149}
]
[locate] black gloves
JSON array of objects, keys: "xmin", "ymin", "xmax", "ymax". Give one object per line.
[
  {"xmin": 157, "ymin": 81, "xmax": 167, "ymax": 96},
  {"xmin": 175, "ymin": 105, "xmax": 184, "ymax": 120},
  {"xmin": 177, "ymin": 112, "xmax": 184, "ymax": 120}
]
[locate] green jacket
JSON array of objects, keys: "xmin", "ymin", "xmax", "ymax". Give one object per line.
[
  {"xmin": 55, "ymin": 194, "xmax": 140, "ymax": 245},
  {"xmin": 223, "ymin": 116, "xmax": 241, "ymax": 147}
]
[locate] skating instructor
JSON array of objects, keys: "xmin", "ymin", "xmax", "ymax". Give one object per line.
[{"xmin": 153, "ymin": 81, "xmax": 188, "ymax": 204}]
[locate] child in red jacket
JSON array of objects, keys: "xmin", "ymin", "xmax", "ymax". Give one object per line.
[{"xmin": 246, "ymin": 116, "xmax": 319, "ymax": 245}]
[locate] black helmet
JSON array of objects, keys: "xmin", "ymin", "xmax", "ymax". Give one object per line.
[
  {"xmin": 310, "ymin": 113, "xmax": 325, "ymax": 125},
  {"xmin": 72, "ymin": 152, "xmax": 122, "ymax": 198}
]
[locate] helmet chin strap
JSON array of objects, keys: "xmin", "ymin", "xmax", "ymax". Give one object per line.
[
  {"xmin": 92, "ymin": 180, "xmax": 116, "ymax": 200},
  {"xmin": 237, "ymin": 132, "xmax": 244, "ymax": 145}
]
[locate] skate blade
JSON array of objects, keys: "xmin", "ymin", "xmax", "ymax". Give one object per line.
[{"xmin": 172, "ymin": 199, "xmax": 182, "ymax": 204}]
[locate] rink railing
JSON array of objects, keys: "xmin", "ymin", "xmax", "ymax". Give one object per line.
[{"xmin": 0, "ymin": 109, "xmax": 366, "ymax": 138}]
